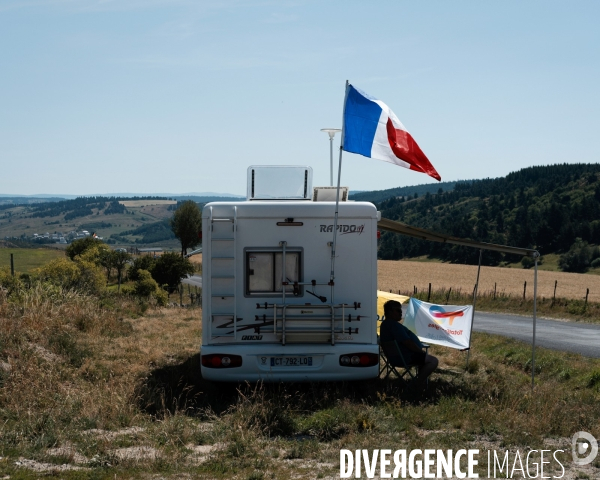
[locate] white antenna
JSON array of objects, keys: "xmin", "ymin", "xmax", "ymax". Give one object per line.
[{"xmin": 320, "ymin": 128, "xmax": 341, "ymax": 186}]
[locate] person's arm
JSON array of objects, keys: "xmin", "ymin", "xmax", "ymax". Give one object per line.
[
  {"xmin": 392, "ymin": 324, "xmax": 423, "ymax": 352},
  {"xmin": 400, "ymin": 339, "xmax": 424, "ymax": 353}
]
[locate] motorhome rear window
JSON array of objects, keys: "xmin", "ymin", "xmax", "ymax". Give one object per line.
[{"xmin": 246, "ymin": 251, "xmax": 301, "ymax": 295}]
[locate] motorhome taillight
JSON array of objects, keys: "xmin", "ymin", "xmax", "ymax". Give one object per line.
[
  {"xmin": 202, "ymin": 354, "xmax": 243, "ymax": 368},
  {"xmin": 377, "ymin": 230, "xmax": 381, "ymax": 239},
  {"xmin": 339, "ymin": 353, "xmax": 379, "ymax": 367}
]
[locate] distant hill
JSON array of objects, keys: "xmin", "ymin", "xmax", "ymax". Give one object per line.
[
  {"xmin": 0, "ymin": 192, "xmax": 244, "ymax": 206},
  {"xmin": 0, "ymin": 196, "xmax": 178, "ymax": 247},
  {"xmin": 0, "ymin": 194, "xmax": 247, "ymax": 247},
  {"xmin": 171, "ymin": 195, "xmax": 244, "ymax": 203},
  {"xmin": 5, "ymin": 165, "xmax": 600, "ymax": 259},
  {"xmin": 0, "ymin": 196, "xmax": 70, "ymax": 205},
  {"xmin": 376, "ymin": 163, "xmax": 600, "ymax": 265},
  {"xmin": 349, "ymin": 180, "xmax": 464, "ymax": 203}
]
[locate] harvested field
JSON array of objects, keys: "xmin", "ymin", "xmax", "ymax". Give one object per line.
[
  {"xmin": 188, "ymin": 252, "xmax": 202, "ymax": 266},
  {"xmin": 379, "ymin": 260, "xmax": 600, "ymax": 303}
]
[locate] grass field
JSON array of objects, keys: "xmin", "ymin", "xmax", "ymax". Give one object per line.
[
  {"xmin": 0, "ymin": 288, "xmax": 599, "ymax": 479},
  {"xmin": 1, "ymin": 254, "xmax": 600, "ymax": 478},
  {"xmin": 0, "ymin": 248, "xmax": 64, "ymax": 272}
]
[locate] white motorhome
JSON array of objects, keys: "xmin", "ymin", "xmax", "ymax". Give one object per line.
[{"xmin": 201, "ymin": 166, "xmax": 379, "ymax": 381}]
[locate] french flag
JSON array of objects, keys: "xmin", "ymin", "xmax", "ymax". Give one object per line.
[{"xmin": 342, "ymin": 85, "xmax": 441, "ymax": 181}]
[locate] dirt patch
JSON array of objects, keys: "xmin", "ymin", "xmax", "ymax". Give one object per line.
[
  {"xmin": 83, "ymin": 426, "xmax": 146, "ymax": 440},
  {"xmin": 28, "ymin": 343, "xmax": 61, "ymax": 363},
  {"xmin": 47, "ymin": 444, "xmax": 90, "ymax": 464},
  {"xmin": 15, "ymin": 457, "xmax": 89, "ymax": 472},
  {"xmin": 112, "ymin": 446, "xmax": 159, "ymax": 461}
]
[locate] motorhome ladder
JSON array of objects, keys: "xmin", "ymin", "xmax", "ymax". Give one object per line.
[{"xmin": 208, "ymin": 205, "xmax": 238, "ymax": 338}]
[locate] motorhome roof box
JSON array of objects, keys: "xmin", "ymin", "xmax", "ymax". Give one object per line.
[
  {"xmin": 201, "ymin": 165, "xmax": 379, "ymax": 382},
  {"xmin": 247, "ymin": 165, "xmax": 313, "ymax": 200}
]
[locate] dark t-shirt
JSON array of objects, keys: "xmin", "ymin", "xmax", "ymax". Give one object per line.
[{"xmin": 380, "ymin": 319, "xmax": 425, "ymax": 366}]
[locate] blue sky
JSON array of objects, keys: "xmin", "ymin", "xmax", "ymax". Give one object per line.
[{"xmin": 1, "ymin": 0, "xmax": 599, "ymax": 196}]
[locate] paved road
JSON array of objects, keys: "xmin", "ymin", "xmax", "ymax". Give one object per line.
[
  {"xmin": 473, "ymin": 312, "xmax": 600, "ymax": 358},
  {"xmin": 182, "ymin": 275, "xmax": 202, "ymax": 288}
]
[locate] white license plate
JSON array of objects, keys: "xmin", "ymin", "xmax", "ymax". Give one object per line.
[{"xmin": 270, "ymin": 356, "xmax": 313, "ymax": 367}]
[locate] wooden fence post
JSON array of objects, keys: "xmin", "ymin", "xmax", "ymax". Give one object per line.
[
  {"xmin": 494, "ymin": 282, "xmax": 497, "ymax": 300},
  {"xmin": 427, "ymin": 283, "xmax": 432, "ymax": 302},
  {"xmin": 523, "ymin": 281, "xmax": 527, "ymax": 301},
  {"xmin": 10, "ymin": 253, "xmax": 14, "ymax": 277},
  {"xmin": 552, "ymin": 280, "xmax": 557, "ymax": 306},
  {"xmin": 585, "ymin": 288, "xmax": 589, "ymax": 307},
  {"xmin": 445, "ymin": 287, "xmax": 452, "ymax": 304}
]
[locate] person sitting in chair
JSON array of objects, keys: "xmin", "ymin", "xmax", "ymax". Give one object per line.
[{"xmin": 380, "ymin": 300, "xmax": 438, "ymax": 388}]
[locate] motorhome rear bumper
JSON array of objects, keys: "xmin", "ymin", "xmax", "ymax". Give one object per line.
[{"xmin": 200, "ymin": 343, "xmax": 379, "ymax": 382}]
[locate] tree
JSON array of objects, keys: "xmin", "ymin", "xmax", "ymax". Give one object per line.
[
  {"xmin": 112, "ymin": 250, "xmax": 131, "ymax": 292},
  {"xmin": 170, "ymin": 200, "xmax": 202, "ymax": 257},
  {"xmin": 151, "ymin": 252, "xmax": 194, "ymax": 293},
  {"xmin": 559, "ymin": 238, "xmax": 592, "ymax": 273},
  {"xmin": 98, "ymin": 249, "xmax": 115, "ymax": 279},
  {"xmin": 66, "ymin": 237, "xmax": 105, "ymax": 260},
  {"xmin": 128, "ymin": 255, "xmax": 156, "ymax": 282}
]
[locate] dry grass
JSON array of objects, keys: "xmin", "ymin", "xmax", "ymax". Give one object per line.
[
  {"xmin": 188, "ymin": 253, "xmax": 202, "ymax": 267},
  {"xmin": 379, "ymin": 260, "xmax": 600, "ymax": 302},
  {"xmin": 1, "ymin": 269, "xmax": 600, "ymax": 478}
]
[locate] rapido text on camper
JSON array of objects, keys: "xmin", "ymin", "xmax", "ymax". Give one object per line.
[{"xmin": 319, "ymin": 224, "xmax": 365, "ymax": 234}]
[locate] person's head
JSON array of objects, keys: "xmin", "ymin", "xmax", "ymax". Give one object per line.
[{"xmin": 383, "ymin": 300, "xmax": 403, "ymax": 322}]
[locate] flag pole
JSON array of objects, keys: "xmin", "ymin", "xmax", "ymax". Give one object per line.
[
  {"xmin": 531, "ymin": 254, "xmax": 538, "ymax": 390},
  {"xmin": 330, "ymin": 80, "xmax": 350, "ymax": 305},
  {"xmin": 465, "ymin": 249, "xmax": 483, "ymax": 370}
]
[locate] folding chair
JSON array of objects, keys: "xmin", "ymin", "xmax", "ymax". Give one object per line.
[{"xmin": 379, "ymin": 340, "xmax": 430, "ymax": 386}]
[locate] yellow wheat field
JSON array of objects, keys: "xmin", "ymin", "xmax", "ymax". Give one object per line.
[
  {"xmin": 378, "ymin": 260, "xmax": 600, "ymax": 302},
  {"xmin": 191, "ymin": 256, "xmax": 598, "ymax": 301}
]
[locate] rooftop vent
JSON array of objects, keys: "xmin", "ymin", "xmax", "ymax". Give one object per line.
[{"xmin": 312, "ymin": 186, "xmax": 349, "ymax": 202}]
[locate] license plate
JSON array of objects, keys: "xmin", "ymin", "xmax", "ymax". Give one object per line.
[{"xmin": 270, "ymin": 356, "xmax": 313, "ymax": 367}]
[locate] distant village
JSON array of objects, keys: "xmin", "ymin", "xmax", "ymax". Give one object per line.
[{"xmin": 4, "ymin": 230, "xmax": 102, "ymax": 244}]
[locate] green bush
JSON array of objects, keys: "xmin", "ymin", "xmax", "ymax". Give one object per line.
[
  {"xmin": 35, "ymin": 258, "xmax": 105, "ymax": 295},
  {"xmin": 151, "ymin": 252, "xmax": 194, "ymax": 293},
  {"xmin": 128, "ymin": 255, "xmax": 156, "ymax": 281},
  {"xmin": 521, "ymin": 257, "xmax": 534, "ymax": 269},
  {"xmin": 0, "ymin": 266, "xmax": 23, "ymax": 295},
  {"xmin": 65, "ymin": 237, "xmax": 106, "ymax": 261},
  {"xmin": 134, "ymin": 270, "xmax": 159, "ymax": 298},
  {"xmin": 133, "ymin": 269, "xmax": 168, "ymax": 306},
  {"xmin": 559, "ymin": 238, "xmax": 592, "ymax": 273}
]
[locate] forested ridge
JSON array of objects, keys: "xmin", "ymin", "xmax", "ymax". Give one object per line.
[{"xmin": 372, "ymin": 163, "xmax": 600, "ymax": 266}]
